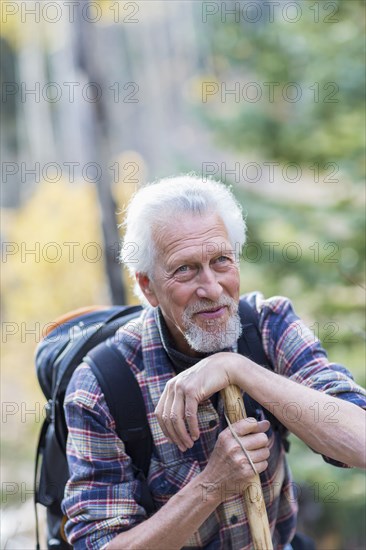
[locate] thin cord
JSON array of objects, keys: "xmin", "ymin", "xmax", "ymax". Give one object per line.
[{"xmin": 224, "ymin": 411, "xmax": 258, "ymax": 475}]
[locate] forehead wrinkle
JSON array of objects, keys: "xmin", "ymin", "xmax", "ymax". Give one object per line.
[
  {"xmin": 151, "ymin": 213, "xmax": 232, "ymax": 275},
  {"xmin": 161, "ymin": 225, "xmax": 230, "ymax": 267}
]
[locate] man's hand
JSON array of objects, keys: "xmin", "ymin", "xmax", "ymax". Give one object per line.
[
  {"xmin": 155, "ymin": 352, "xmax": 242, "ymax": 451},
  {"xmin": 200, "ymin": 418, "xmax": 270, "ymax": 501}
]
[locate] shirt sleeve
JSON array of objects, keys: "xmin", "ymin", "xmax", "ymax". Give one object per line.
[
  {"xmin": 62, "ymin": 363, "xmax": 147, "ymax": 549},
  {"xmin": 253, "ymin": 293, "xmax": 366, "ymax": 465}
]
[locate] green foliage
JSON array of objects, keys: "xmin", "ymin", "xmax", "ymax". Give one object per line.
[
  {"xmin": 235, "ymin": 186, "xmax": 365, "ymax": 382},
  {"xmin": 198, "ymin": 0, "xmax": 365, "ymax": 179}
]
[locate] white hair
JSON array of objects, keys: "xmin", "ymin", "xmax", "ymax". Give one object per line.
[{"xmin": 120, "ymin": 175, "xmax": 246, "ymax": 297}]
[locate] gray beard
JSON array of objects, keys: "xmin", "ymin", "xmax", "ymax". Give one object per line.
[{"xmin": 182, "ymin": 299, "xmax": 242, "ymax": 353}]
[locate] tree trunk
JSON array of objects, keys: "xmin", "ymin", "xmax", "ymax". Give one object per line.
[{"xmin": 73, "ymin": 5, "xmax": 125, "ymax": 305}]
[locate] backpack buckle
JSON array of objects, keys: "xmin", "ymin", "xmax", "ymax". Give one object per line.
[{"xmin": 44, "ymin": 400, "xmax": 53, "ymax": 422}]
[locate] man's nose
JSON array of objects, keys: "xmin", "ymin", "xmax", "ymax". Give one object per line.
[{"xmin": 196, "ymin": 267, "xmax": 223, "ymax": 301}]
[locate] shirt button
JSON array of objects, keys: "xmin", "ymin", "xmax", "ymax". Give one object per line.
[
  {"xmin": 230, "ymin": 515, "xmax": 238, "ymax": 525},
  {"xmin": 209, "ymin": 419, "xmax": 217, "ymax": 428}
]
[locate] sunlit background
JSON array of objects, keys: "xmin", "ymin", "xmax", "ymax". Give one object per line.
[{"xmin": 1, "ymin": 1, "xmax": 365, "ymax": 548}]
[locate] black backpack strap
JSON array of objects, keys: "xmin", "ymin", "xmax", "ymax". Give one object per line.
[
  {"xmin": 238, "ymin": 299, "xmax": 270, "ymax": 367},
  {"xmin": 291, "ymin": 532, "xmax": 316, "ymax": 550},
  {"xmin": 237, "ymin": 298, "xmax": 290, "ymax": 450},
  {"xmin": 84, "ymin": 343, "xmax": 156, "ymax": 515},
  {"xmin": 34, "ymin": 418, "xmax": 49, "ymax": 550}
]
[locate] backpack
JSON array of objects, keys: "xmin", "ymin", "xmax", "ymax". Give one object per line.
[
  {"xmin": 34, "ymin": 298, "xmax": 287, "ymax": 549},
  {"xmin": 34, "ymin": 304, "xmax": 146, "ymax": 549}
]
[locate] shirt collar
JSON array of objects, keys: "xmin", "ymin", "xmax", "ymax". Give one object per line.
[
  {"xmin": 154, "ymin": 307, "xmax": 209, "ymax": 373},
  {"xmin": 154, "ymin": 306, "xmax": 236, "ymax": 374}
]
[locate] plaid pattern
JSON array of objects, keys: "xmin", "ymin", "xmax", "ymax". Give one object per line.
[{"xmin": 62, "ymin": 293, "xmax": 366, "ymax": 549}]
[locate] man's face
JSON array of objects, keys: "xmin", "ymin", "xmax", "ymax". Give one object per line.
[{"xmin": 137, "ymin": 212, "xmax": 241, "ymax": 356}]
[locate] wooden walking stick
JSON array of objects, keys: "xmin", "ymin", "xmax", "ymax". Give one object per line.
[{"xmin": 221, "ymin": 385, "xmax": 273, "ymax": 550}]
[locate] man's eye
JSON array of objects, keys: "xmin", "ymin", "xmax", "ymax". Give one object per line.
[
  {"xmin": 173, "ymin": 265, "xmax": 196, "ymax": 280},
  {"xmin": 216, "ymin": 256, "xmax": 230, "ymax": 263}
]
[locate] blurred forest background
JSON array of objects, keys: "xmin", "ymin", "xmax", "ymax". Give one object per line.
[{"xmin": 1, "ymin": 1, "xmax": 365, "ymax": 548}]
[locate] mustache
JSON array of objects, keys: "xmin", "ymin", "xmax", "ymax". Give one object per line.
[{"xmin": 183, "ymin": 296, "xmax": 238, "ymax": 318}]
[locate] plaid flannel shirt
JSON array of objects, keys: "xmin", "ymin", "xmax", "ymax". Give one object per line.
[{"xmin": 62, "ymin": 293, "xmax": 366, "ymax": 549}]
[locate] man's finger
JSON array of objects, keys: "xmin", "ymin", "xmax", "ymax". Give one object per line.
[
  {"xmin": 231, "ymin": 418, "xmax": 270, "ymax": 436},
  {"xmin": 161, "ymin": 392, "xmax": 180, "ymax": 445},
  {"xmin": 238, "ymin": 432, "xmax": 269, "ymax": 452},
  {"xmin": 243, "ymin": 448, "xmax": 270, "ymax": 471},
  {"xmin": 170, "ymin": 391, "xmax": 194, "ymax": 451},
  {"xmin": 185, "ymin": 395, "xmax": 200, "ymax": 442}
]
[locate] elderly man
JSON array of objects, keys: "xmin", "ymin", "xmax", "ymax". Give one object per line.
[{"xmin": 62, "ymin": 176, "xmax": 366, "ymax": 549}]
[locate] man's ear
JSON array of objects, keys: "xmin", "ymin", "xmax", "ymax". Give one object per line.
[{"xmin": 136, "ymin": 273, "xmax": 159, "ymax": 307}]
